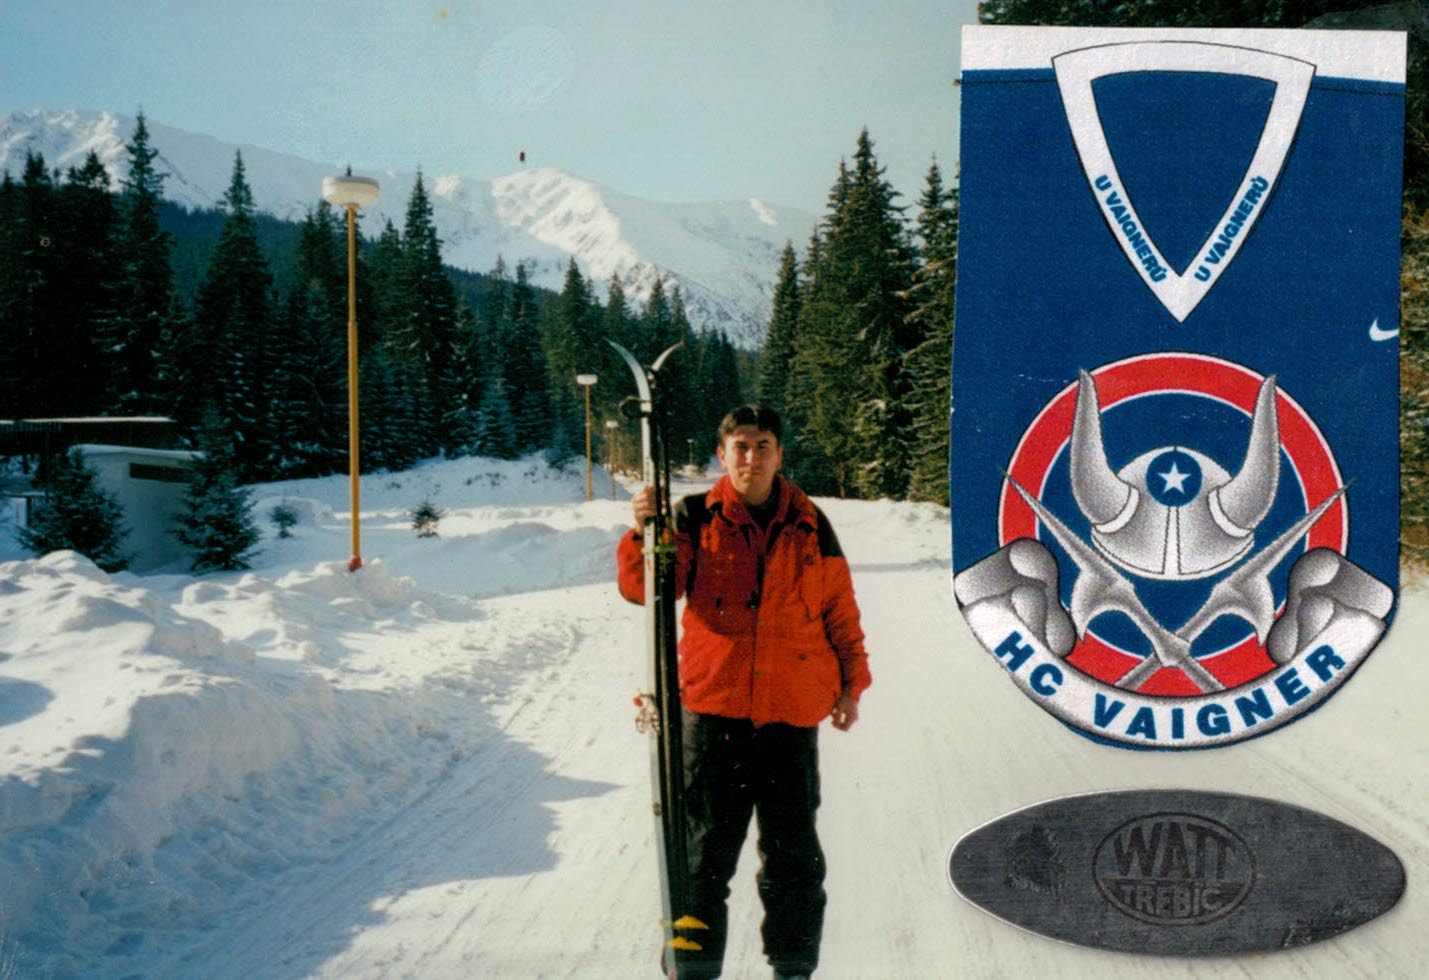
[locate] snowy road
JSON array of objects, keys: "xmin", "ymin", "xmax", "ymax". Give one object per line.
[
  {"xmin": 162, "ymin": 588, "xmax": 645, "ymax": 979},
  {"xmin": 175, "ymin": 498, "xmax": 1429, "ymax": 979},
  {"xmin": 3, "ymin": 458, "xmax": 1424, "ymax": 978}
]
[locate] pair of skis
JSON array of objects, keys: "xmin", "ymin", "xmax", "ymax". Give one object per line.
[{"xmin": 609, "ymin": 340, "xmax": 708, "ymax": 978}]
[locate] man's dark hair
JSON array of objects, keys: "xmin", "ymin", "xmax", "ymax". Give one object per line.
[{"xmin": 716, "ymin": 405, "xmax": 782, "ymax": 445}]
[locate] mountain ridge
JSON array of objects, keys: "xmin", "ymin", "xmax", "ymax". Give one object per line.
[{"xmin": 1, "ymin": 109, "xmax": 815, "ymax": 346}]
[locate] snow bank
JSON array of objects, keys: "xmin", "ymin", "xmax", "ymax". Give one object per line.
[
  {"xmin": 0, "ymin": 551, "xmax": 488, "ymax": 974},
  {"xmin": 0, "ymin": 454, "xmax": 635, "ymax": 975}
]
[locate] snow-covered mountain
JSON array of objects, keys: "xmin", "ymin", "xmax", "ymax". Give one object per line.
[{"xmin": 0, "ymin": 110, "xmax": 815, "ymax": 347}]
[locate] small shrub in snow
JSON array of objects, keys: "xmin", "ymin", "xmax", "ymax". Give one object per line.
[
  {"xmin": 175, "ymin": 411, "xmax": 260, "ymax": 572},
  {"xmin": 270, "ymin": 504, "xmax": 299, "ymax": 538},
  {"xmin": 18, "ymin": 449, "xmax": 131, "ymax": 572},
  {"xmin": 412, "ymin": 499, "xmax": 445, "ymax": 538}
]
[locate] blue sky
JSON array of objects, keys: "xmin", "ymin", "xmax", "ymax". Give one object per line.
[{"xmin": 1, "ymin": 1, "xmax": 979, "ymax": 213}]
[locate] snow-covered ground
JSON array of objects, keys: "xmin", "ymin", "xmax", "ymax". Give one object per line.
[{"xmin": 0, "ymin": 455, "xmax": 1423, "ymax": 978}]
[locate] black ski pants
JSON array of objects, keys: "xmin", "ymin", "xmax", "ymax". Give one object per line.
[{"xmin": 676, "ymin": 711, "xmax": 826, "ymax": 979}]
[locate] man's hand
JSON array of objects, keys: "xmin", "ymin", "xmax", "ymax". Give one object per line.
[
  {"xmin": 632, "ymin": 485, "xmax": 655, "ymax": 527},
  {"xmin": 830, "ymin": 693, "xmax": 859, "ymax": 731}
]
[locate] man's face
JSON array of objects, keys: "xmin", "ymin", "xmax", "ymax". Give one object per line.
[{"xmin": 717, "ymin": 425, "xmax": 783, "ymax": 504}]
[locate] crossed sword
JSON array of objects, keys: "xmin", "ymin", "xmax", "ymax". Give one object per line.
[{"xmin": 1006, "ymin": 477, "xmax": 1346, "ymax": 693}]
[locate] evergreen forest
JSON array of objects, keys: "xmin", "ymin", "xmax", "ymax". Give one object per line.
[{"xmin": 0, "ymin": 114, "xmax": 744, "ymax": 489}]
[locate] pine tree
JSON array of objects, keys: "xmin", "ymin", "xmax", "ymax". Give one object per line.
[
  {"xmin": 0, "ymin": 172, "xmax": 22, "ymax": 416},
  {"xmin": 390, "ymin": 171, "xmax": 459, "ymax": 455},
  {"xmin": 757, "ymin": 242, "xmax": 800, "ymax": 415},
  {"xmin": 621, "ymin": 278, "xmax": 701, "ymax": 456},
  {"xmin": 439, "ymin": 298, "xmax": 483, "ymax": 457},
  {"xmin": 175, "ymin": 410, "xmax": 260, "ymax": 572},
  {"xmin": 787, "ymin": 131, "xmax": 917, "ymax": 498},
  {"xmin": 502, "ymin": 261, "xmax": 553, "ymax": 453},
  {"xmin": 260, "ymin": 202, "xmax": 350, "ymax": 478},
  {"xmin": 411, "ymin": 498, "xmax": 445, "ymax": 537},
  {"xmin": 693, "ymin": 326, "xmax": 744, "ymax": 465},
  {"xmin": 904, "ymin": 162, "xmax": 958, "ymax": 505},
  {"xmin": 484, "ymin": 254, "xmax": 512, "ymax": 342},
  {"xmin": 543, "ymin": 258, "xmax": 601, "ymax": 458},
  {"xmin": 155, "ymin": 291, "xmax": 196, "ymax": 426},
  {"xmin": 603, "ymin": 274, "xmax": 633, "ymax": 352},
  {"xmin": 18, "ymin": 449, "xmax": 131, "ymax": 572},
  {"xmin": 108, "ymin": 112, "xmax": 176, "ymax": 415},
  {"xmin": 291, "ymin": 200, "xmax": 348, "ymax": 333},
  {"xmin": 662, "ymin": 285, "xmax": 701, "ymax": 455},
  {"xmin": 474, "ymin": 374, "xmax": 519, "ymax": 458},
  {"xmin": 782, "ymin": 176, "xmax": 848, "ymax": 494},
  {"xmin": 597, "ymin": 274, "xmax": 637, "ymax": 468},
  {"xmin": 359, "ymin": 345, "xmax": 420, "ymax": 472},
  {"xmin": 191, "ymin": 152, "xmax": 274, "ymax": 478},
  {"xmin": 367, "ymin": 218, "xmax": 404, "ymax": 353},
  {"xmin": 0, "ymin": 155, "xmax": 60, "ymax": 417},
  {"xmin": 636, "ymin": 276, "xmax": 673, "ymax": 362},
  {"xmin": 267, "ymin": 280, "xmax": 347, "ymax": 477},
  {"xmin": 55, "ymin": 152, "xmax": 117, "ymax": 413},
  {"xmin": 847, "ymin": 130, "xmax": 919, "ymax": 498}
]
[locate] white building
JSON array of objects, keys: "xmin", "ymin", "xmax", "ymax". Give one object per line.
[{"xmin": 73, "ymin": 444, "xmax": 198, "ymax": 572}]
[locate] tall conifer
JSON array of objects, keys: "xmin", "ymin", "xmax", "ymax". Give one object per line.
[
  {"xmin": 439, "ymin": 298, "xmax": 484, "ymax": 457},
  {"xmin": 392, "ymin": 171, "xmax": 459, "ymax": 455},
  {"xmin": 56, "ymin": 152, "xmax": 116, "ymax": 412},
  {"xmin": 502, "ymin": 261, "xmax": 552, "ymax": 453},
  {"xmin": 789, "ymin": 131, "xmax": 916, "ymax": 498},
  {"xmin": 757, "ymin": 242, "xmax": 800, "ymax": 416},
  {"xmin": 544, "ymin": 258, "xmax": 601, "ymax": 457},
  {"xmin": 109, "ymin": 113, "xmax": 176, "ymax": 415},
  {"xmin": 599, "ymin": 275, "xmax": 637, "ymax": 469},
  {"xmin": 19, "ymin": 449, "xmax": 131, "ymax": 572},
  {"xmin": 175, "ymin": 409, "xmax": 260, "ymax": 572},
  {"xmin": 0, "ymin": 155, "xmax": 60, "ymax": 417},
  {"xmin": 904, "ymin": 162, "xmax": 958, "ymax": 505},
  {"xmin": 191, "ymin": 151, "xmax": 274, "ymax": 476},
  {"xmin": 0, "ymin": 172, "xmax": 23, "ymax": 416}
]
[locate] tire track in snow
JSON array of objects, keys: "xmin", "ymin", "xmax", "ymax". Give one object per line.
[{"xmin": 161, "ymin": 583, "xmax": 644, "ymax": 979}]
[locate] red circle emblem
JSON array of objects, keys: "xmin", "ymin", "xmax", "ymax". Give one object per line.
[{"xmin": 997, "ymin": 353, "xmax": 1347, "ymax": 695}]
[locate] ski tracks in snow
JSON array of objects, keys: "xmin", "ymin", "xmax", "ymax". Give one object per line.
[{"xmin": 160, "ymin": 583, "xmax": 651, "ymax": 979}]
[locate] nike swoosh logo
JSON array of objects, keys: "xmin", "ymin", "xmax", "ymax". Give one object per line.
[{"xmin": 1368, "ymin": 318, "xmax": 1398, "ymax": 342}]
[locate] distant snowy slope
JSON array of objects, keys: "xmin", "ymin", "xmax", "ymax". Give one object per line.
[{"xmin": 0, "ymin": 110, "xmax": 815, "ymax": 345}]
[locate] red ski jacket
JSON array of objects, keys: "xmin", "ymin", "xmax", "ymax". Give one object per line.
[{"xmin": 617, "ymin": 474, "xmax": 871, "ymax": 727}]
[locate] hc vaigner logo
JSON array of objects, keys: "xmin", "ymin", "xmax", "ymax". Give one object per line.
[
  {"xmin": 1093, "ymin": 812, "xmax": 1255, "ymax": 925},
  {"xmin": 954, "ymin": 353, "xmax": 1395, "ymax": 748}
]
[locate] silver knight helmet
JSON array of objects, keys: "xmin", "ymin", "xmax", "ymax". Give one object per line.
[{"xmin": 1069, "ymin": 370, "xmax": 1282, "ymax": 580}]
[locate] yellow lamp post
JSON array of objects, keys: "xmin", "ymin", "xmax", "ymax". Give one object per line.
[
  {"xmin": 605, "ymin": 418, "xmax": 619, "ymax": 499},
  {"xmin": 575, "ymin": 373, "xmax": 598, "ymax": 501},
  {"xmin": 322, "ymin": 173, "xmax": 379, "ymax": 572}
]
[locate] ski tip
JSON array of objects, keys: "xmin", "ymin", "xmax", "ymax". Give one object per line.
[
  {"xmin": 668, "ymin": 937, "xmax": 704, "ymax": 951},
  {"xmin": 672, "ymin": 915, "xmax": 710, "ymax": 931},
  {"xmin": 652, "ymin": 341, "xmax": 682, "ymax": 372}
]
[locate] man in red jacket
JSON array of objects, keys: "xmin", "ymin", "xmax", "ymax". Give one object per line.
[{"xmin": 618, "ymin": 405, "xmax": 871, "ymax": 980}]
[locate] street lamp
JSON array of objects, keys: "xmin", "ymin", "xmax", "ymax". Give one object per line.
[
  {"xmin": 322, "ymin": 172, "xmax": 380, "ymax": 572},
  {"xmin": 575, "ymin": 373, "xmax": 598, "ymax": 501},
  {"xmin": 605, "ymin": 418, "xmax": 619, "ymax": 499}
]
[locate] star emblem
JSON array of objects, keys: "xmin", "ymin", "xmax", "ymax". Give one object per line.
[{"xmin": 1159, "ymin": 461, "xmax": 1191, "ymax": 494}]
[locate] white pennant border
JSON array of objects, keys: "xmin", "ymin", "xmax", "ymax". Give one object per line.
[{"xmin": 1053, "ymin": 42, "xmax": 1314, "ymax": 322}]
